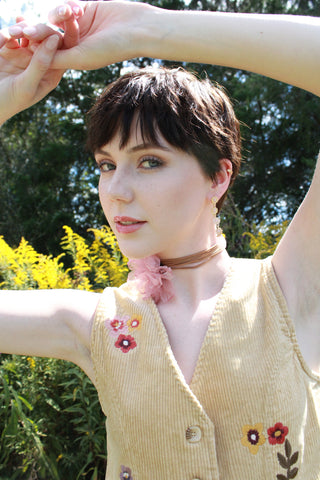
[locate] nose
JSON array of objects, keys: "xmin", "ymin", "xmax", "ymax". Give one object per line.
[{"xmin": 99, "ymin": 169, "xmax": 134, "ymax": 204}]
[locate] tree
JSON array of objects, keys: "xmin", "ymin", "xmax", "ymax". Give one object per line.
[{"xmin": 0, "ymin": 0, "xmax": 319, "ymax": 257}]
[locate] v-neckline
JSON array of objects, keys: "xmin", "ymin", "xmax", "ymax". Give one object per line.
[{"xmin": 148, "ymin": 258, "xmax": 235, "ymax": 391}]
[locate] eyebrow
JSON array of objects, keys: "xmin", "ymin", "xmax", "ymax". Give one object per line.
[{"xmin": 94, "ymin": 142, "xmax": 172, "ymax": 157}]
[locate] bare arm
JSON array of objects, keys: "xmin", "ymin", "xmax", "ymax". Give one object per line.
[
  {"xmin": 0, "ymin": 20, "xmax": 100, "ymax": 378},
  {"xmin": 47, "ymin": 2, "xmax": 320, "ymax": 96},
  {"xmin": 0, "ymin": 289, "xmax": 100, "ymax": 381},
  {"xmin": 272, "ymin": 156, "xmax": 320, "ymax": 373}
]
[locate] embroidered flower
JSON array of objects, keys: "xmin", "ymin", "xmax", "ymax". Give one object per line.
[
  {"xmin": 127, "ymin": 315, "xmax": 142, "ymax": 332},
  {"xmin": 105, "ymin": 317, "xmax": 129, "ymax": 337},
  {"xmin": 115, "ymin": 334, "xmax": 137, "ymax": 353},
  {"xmin": 120, "ymin": 465, "xmax": 133, "ymax": 480},
  {"xmin": 127, "ymin": 255, "xmax": 174, "ymax": 303},
  {"xmin": 241, "ymin": 423, "xmax": 266, "ymax": 454},
  {"xmin": 267, "ymin": 422, "xmax": 289, "ymax": 445}
]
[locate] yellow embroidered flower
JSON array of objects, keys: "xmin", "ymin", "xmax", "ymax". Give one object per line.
[
  {"xmin": 127, "ymin": 315, "xmax": 142, "ymax": 332},
  {"xmin": 241, "ymin": 423, "xmax": 266, "ymax": 454}
]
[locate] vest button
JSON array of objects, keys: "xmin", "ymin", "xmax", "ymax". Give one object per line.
[{"xmin": 186, "ymin": 425, "xmax": 202, "ymax": 443}]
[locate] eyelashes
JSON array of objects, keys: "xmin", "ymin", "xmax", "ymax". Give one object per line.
[
  {"xmin": 96, "ymin": 155, "xmax": 164, "ymax": 173},
  {"xmin": 139, "ymin": 156, "xmax": 163, "ymax": 169}
]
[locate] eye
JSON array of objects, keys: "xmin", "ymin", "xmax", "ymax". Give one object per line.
[
  {"xmin": 96, "ymin": 161, "xmax": 115, "ymax": 173},
  {"xmin": 139, "ymin": 156, "xmax": 163, "ymax": 169}
]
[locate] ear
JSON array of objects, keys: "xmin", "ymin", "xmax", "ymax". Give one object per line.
[{"xmin": 207, "ymin": 158, "xmax": 233, "ymax": 201}]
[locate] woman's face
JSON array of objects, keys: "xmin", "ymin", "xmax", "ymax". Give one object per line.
[{"xmin": 95, "ymin": 130, "xmax": 217, "ymax": 260}]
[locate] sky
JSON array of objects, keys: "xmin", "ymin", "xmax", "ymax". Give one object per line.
[{"xmin": 0, "ymin": 0, "xmax": 60, "ymax": 27}]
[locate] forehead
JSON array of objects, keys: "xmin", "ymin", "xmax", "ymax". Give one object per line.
[{"xmin": 96, "ymin": 117, "xmax": 173, "ymax": 154}]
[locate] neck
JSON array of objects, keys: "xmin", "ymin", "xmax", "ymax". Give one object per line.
[
  {"xmin": 165, "ymin": 248, "xmax": 231, "ymax": 305},
  {"xmin": 127, "ymin": 236, "xmax": 230, "ymax": 305}
]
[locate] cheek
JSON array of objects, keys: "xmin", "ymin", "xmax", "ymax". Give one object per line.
[{"xmin": 98, "ymin": 178, "xmax": 111, "ymax": 217}]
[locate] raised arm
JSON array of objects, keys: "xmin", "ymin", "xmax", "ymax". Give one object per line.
[
  {"xmin": 47, "ymin": 1, "xmax": 320, "ymax": 96},
  {"xmin": 47, "ymin": 1, "xmax": 320, "ymax": 371},
  {"xmin": 0, "ymin": 24, "xmax": 98, "ymax": 379}
]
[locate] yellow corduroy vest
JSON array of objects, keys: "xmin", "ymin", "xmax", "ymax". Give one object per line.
[{"xmin": 91, "ymin": 256, "xmax": 320, "ymax": 480}]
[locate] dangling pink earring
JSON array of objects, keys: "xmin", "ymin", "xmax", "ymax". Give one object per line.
[{"xmin": 211, "ymin": 196, "xmax": 223, "ymax": 236}]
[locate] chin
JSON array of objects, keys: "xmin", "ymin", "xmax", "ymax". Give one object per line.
[{"xmin": 117, "ymin": 242, "xmax": 157, "ymax": 260}]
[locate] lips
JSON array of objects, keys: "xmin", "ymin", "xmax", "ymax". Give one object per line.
[{"xmin": 114, "ymin": 216, "xmax": 146, "ymax": 234}]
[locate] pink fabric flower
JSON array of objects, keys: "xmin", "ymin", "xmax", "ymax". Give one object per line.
[
  {"xmin": 105, "ymin": 317, "xmax": 129, "ymax": 337},
  {"xmin": 127, "ymin": 255, "xmax": 174, "ymax": 304}
]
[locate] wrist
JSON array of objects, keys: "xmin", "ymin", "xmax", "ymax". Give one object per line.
[{"xmin": 133, "ymin": 7, "xmax": 209, "ymax": 63}]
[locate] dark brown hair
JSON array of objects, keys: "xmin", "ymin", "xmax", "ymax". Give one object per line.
[{"xmin": 86, "ymin": 67, "xmax": 241, "ymax": 210}]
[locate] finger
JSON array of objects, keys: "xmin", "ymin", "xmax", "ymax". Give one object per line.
[
  {"xmin": 4, "ymin": 38, "xmax": 21, "ymax": 50},
  {"xmin": 48, "ymin": 4, "xmax": 81, "ymax": 49},
  {"xmin": 21, "ymin": 37, "xmax": 29, "ymax": 48},
  {"xmin": 62, "ymin": 17, "xmax": 80, "ymax": 49},
  {"xmin": 8, "ymin": 25, "xmax": 24, "ymax": 38},
  {"xmin": 16, "ymin": 19, "xmax": 29, "ymax": 48},
  {"xmin": 0, "ymin": 28, "xmax": 11, "ymax": 48},
  {"xmin": 21, "ymin": 35, "xmax": 60, "ymax": 94},
  {"xmin": 8, "ymin": 21, "xmax": 29, "ymax": 47},
  {"xmin": 65, "ymin": 1, "xmax": 84, "ymax": 19},
  {"xmin": 22, "ymin": 24, "xmax": 63, "ymax": 49},
  {"xmin": 48, "ymin": 2, "xmax": 84, "ymax": 26}
]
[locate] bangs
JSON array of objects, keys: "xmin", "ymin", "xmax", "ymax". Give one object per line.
[
  {"xmin": 86, "ymin": 68, "xmax": 207, "ymax": 154},
  {"xmin": 86, "ymin": 90, "xmax": 196, "ymax": 154},
  {"xmin": 85, "ymin": 66, "xmax": 241, "ymax": 206}
]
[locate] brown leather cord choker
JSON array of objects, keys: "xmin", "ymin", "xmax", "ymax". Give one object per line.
[{"xmin": 161, "ymin": 244, "xmax": 224, "ymax": 270}]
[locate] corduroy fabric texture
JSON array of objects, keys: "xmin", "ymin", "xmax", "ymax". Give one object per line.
[{"xmin": 91, "ymin": 257, "xmax": 320, "ymax": 480}]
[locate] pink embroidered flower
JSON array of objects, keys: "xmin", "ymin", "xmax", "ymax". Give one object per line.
[
  {"xmin": 127, "ymin": 316, "xmax": 142, "ymax": 332},
  {"xmin": 127, "ymin": 255, "xmax": 174, "ymax": 304},
  {"xmin": 115, "ymin": 334, "xmax": 137, "ymax": 353},
  {"xmin": 105, "ymin": 317, "xmax": 129, "ymax": 337},
  {"xmin": 267, "ymin": 422, "xmax": 289, "ymax": 445}
]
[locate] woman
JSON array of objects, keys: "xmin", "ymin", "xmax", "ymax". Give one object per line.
[{"xmin": 0, "ymin": 1, "xmax": 319, "ymax": 478}]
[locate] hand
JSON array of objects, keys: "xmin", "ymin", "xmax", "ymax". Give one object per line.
[
  {"xmin": 1, "ymin": 3, "xmax": 84, "ymax": 52},
  {"xmin": 0, "ymin": 30, "xmax": 65, "ymax": 123},
  {"xmin": 48, "ymin": 1, "xmax": 157, "ymax": 70}
]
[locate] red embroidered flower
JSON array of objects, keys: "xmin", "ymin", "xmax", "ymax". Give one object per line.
[
  {"xmin": 267, "ymin": 422, "xmax": 289, "ymax": 445},
  {"xmin": 115, "ymin": 334, "xmax": 137, "ymax": 353}
]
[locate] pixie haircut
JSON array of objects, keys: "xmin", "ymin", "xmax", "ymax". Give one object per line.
[{"xmin": 86, "ymin": 67, "xmax": 241, "ymax": 211}]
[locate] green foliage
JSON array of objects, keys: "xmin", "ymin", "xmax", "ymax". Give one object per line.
[
  {"xmin": 1, "ymin": 0, "xmax": 319, "ymax": 256},
  {"xmin": 0, "ymin": 214, "xmax": 284, "ymax": 478},
  {"xmin": 0, "ymin": 226, "xmax": 128, "ymax": 479},
  {"xmin": 0, "ymin": 356, "xmax": 106, "ymax": 480}
]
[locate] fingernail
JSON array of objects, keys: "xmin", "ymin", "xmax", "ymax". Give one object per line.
[
  {"xmin": 23, "ymin": 26, "xmax": 37, "ymax": 37},
  {"xmin": 73, "ymin": 6, "xmax": 80, "ymax": 16},
  {"xmin": 46, "ymin": 35, "xmax": 59, "ymax": 50},
  {"xmin": 8, "ymin": 26, "xmax": 22, "ymax": 36},
  {"xmin": 58, "ymin": 6, "xmax": 67, "ymax": 16}
]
